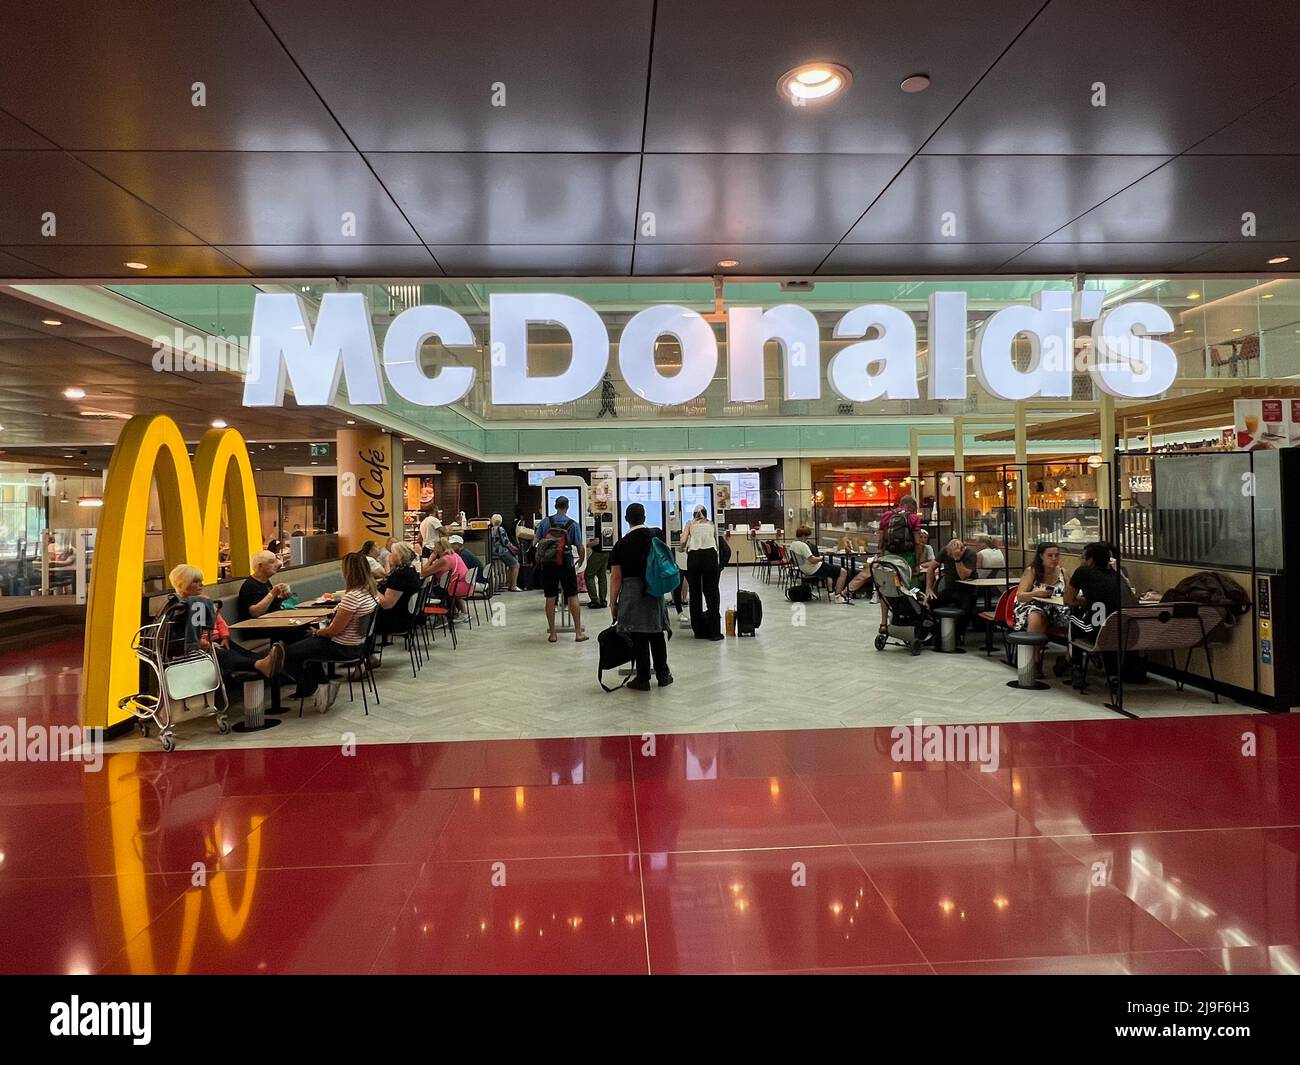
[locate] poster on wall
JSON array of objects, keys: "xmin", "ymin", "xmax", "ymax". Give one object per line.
[
  {"xmin": 590, "ymin": 468, "xmax": 615, "ymax": 515},
  {"xmin": 1234, "ymin": 399, "xmax": 1297, "ymax": 451}
]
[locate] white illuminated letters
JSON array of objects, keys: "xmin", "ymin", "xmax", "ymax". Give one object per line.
[
  {"xmin": 244, "ymin": 292, "xmax": 385, "ymax": 407},
  {"xmin": 828, "ymin": 304, "xmax": 918, "ymax": 402},
  {"xmin": 726, "ymin": 305, "xmax": 821, "ymax": 403},
  {"xmin": 382, "ymin": 305, "xmax": 477, "ymax": 406},
  {"xmin": 1090, "ymin": 303, "xmax": 1177, "ymax": 398},
  {"xmin": 926, "ymin": 290, "xmax": 968, "ymax": 401},
  {"xmin": 241, "ymin": 290, "xmax": 1181, "ymax": 410},
  {"xmin": 488, "ymin": 293, "xmax": 607, "ymax": 406},
  {"xmin": 618, "ymin": 306, "xmax": 717, "ymax": 406},
  {"xmin": 974, "ymin": 290, "xmax": 1074, "ymax": 401}
]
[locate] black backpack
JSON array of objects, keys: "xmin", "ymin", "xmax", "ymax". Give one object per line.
[
  {"xmin": 597, "ymin": 625, "xmax": 636, "ymax": 691},
  {"xmin": 883, "ymin": 510, "xmax": 914, "ymax": 554},
  {"xmin": 536, "ymin": 517, "xmax": 573, "ymax": 566},
  {"xmin": 736, "ymin": 589, "xmax": 763, "ymax": 636},
  {"xmin": 786, "ymin": 584, "xmax": 812, "ymax": 603}
]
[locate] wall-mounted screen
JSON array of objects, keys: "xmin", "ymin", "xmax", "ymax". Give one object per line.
[
  {"xmin": 544, "ymin": 486, "xmax": 579, "ymax": 518},
  {"xmin": 713, "ymin": 472, "xmax": 760, "ymax": 509},
  {"xmin": 527, "ymin": 469, "xmax": 556, "ymax": 486},
  {"xmin": 619, "ymin": 479, "xmax": 665, "ymax": 537}
]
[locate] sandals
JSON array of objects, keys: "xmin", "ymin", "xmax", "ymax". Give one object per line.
[
  {"xmin": 547, "ymin": 632, "xmax": 558, "ymax": 643},
  {"xmin": 575, "ymin": 634, "xmax": 589, "ymax": 642}
]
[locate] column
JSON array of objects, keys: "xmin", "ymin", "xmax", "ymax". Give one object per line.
[{"xmin": 336, "ymin": 428, "xmax": 405, "ymax": 555}]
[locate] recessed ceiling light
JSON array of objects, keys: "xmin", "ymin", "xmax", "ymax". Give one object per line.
[
  {"xmin": 899, "ymin": 73, "xmax": 931, "ymax": 93},
  {"xmin": 1262, "ymin": 292, "xmax": 1274, "ymax": 299},
  {"xmin": 1187, "ymin": 292, "xmax": 1201, "ymax": 300},
  {"xmin": 211, "ymin": 418, "xmax": 227, "ymax": 428},
  {"xmin": 1182, "ymin": 328, "xmax": 1194, "ymax": 334},
  {"xmin": 123, "ymin": 261, "xmax": 148, "ymax": 270},
  {"xmin": 1267, "ymin": 255, "xmax": 1290, "ymax": 265},
  {"xmin": 778, "ymin": 62, "xmax": 852, "ymax": 105},
  {"xmin": 346, "ymin": 419, "xmax": 356, "ymax": 425},
  {"xmin": 717, "ymin": 259, "xmax": 739, "ymax": 268},
  {"xmin": 63, "ymin": 387, "xmax": 85, "ymax": 399},
  {"xmin": 1233, "ymin": 327, "xmax": 1243, "ymax": 333},
  {"xmin": 42, "ymin": 318, "xmax": 62, "ymax": 326}
]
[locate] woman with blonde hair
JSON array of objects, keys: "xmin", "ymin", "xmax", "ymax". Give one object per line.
[
  {"xmin": 284, "ymin": 551, "xmax": 378, "ymax": 704},
  {"xmin": 422, "ymin": 537, "xmax": 473, "ymax": 618},
  {"xmin": 376, "ymin": 540, "xmax": 422, "ymax": 636},
  {"xmin": 167, "ymin": 564, "xmax": 285, "ymax": 682},
  {"xmin": 489, "ymin": 512, "xmax": 521, "ymax": 591}
]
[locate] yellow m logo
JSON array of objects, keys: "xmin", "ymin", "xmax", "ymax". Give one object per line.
[{"xmin": 83, "ymin": 415, "xmax": 260, "ymax": 729}]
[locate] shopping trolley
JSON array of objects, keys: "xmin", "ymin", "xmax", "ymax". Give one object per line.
[{"xmin": 117, "ymin": 600, "xmax": 231, "ymax": 752}]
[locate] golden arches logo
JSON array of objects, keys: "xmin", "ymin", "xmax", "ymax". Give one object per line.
[{"xmin": 82, "ymin": 415, "xmax": 260, "ymax": 729}]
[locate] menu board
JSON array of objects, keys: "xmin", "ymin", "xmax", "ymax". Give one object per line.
[
  {"xmin": 713, "ymin": 472, "xmax": 760, "ymax": 509},
  {"xmin": 1234, "ymin": 398, "xmax": 1300, "ymax": 451}
]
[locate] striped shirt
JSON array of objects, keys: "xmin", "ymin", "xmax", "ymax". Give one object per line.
[{"xmin": 334, "ymin": 589, "xmax": 377, "ymax": 646}]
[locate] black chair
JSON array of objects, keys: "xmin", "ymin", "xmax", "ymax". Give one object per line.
[
  {"xmin": 466, "ymin": 565, "xmax": 495, "ymax": 627},
  {"xmin": 297, "ymin": 605, "xmax": 381, "ymax": 716},
  {"xmin": 423, "ymin": 571, "xmax": 459, "ymax": 649}
]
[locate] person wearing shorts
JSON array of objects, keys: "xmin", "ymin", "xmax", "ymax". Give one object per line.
[
  {"xmin": 787, "ymin": 526, "xmax": 849, "ymax": 603},
  {"xmin": 535, "ymin": 496, "xmax": 587, "ymax": 643}
]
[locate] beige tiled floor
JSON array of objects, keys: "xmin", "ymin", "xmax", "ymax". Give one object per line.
[{"xmin": 110, "ymin": 570, "xmax": 1255, "ymax": 753}]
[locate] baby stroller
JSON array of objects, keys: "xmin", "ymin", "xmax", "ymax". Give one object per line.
[
  {"xmin": 117, "ymin": 599, "xmax": 231, "ymax": 752},
  {"xmin": 871, "ymin": 556, "xmax": 934, "ymax": 656}
]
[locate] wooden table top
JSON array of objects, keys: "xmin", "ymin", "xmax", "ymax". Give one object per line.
[
  {"xmin": 959, "ymin": 577, "xmax": 1015, "ymax": 587},
  {"xmin": 229, "ymin": 614, "xmax": 322, "ymax": 631}
]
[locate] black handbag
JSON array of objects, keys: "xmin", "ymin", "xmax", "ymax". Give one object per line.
[{"xmin": 597, "ymin": 625, "xmax": 636, "ymax": 691}]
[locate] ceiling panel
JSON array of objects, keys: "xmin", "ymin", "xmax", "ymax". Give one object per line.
[
  {"xmin": 999, "ymin": 242, "xmax": 1219, "ymax": 273},
  {"xmin": 78, "ymin": 152, "xmax": 421, "ymax": 245},
  {"xmin": 432, "ymin": 245, "xmax": 633, "ymax": 277},
  {"xmin": 0, "ymin": 249, "xmax": 55, "ymax": 277},
  {"xmin": 0, "ymin": 108, "xmax": 54, "ymax": 149},
  {"xmin": 633, "ymin": 244, "xmax": 835, "ymax": 276},
  {"xmin": 256, "ymin": 0, "xmax": 654, "ymax": 152},
  {"xmin": 1190, "ymin": 83, "xmax": 1300, "ymax": 155},
  {"xmin": 638, "ymin": 154, "xmax": 905, "ymax": 244},
  {"xmin": 369, "ymin": 153, "xmax": 641, "ymax": 244},
  {"xmin": 645, "ymin": 0, "xmax": 1043, "ymax": 153},
  {"xmin": 846, "ymin": 155, "xmax": 1168, "ymax": 243},
  {"xmin": 4, "ymin": 244, "xmax": 249, "ymax": 278},
  {"xmin": 0, "ymin": 0, "xmax": 350, "ymax": 150},
  {"xmin": 0, "ymin": 152, "xmax": 200, "ymax": 244},
  {"xmin": 821, "ymin": 243, "xmax": 1027, "ymax": 274},
  {"xmin": 1045, "ymin": 156, "xmax": 1300, "ymax": 244},
  {"xmin": 217, "ymin": 244, "xmax": 440, "ymax": 277},
  {"xmin": 926, "ymin": 1, "xmax": 1300, "ymax": 154},
  {"xmin": 1178, "ymin": 241, "xmax": 1300, "ymax": 272}
]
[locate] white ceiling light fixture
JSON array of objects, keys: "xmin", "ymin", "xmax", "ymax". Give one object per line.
[
  {"xmin": 778, "ymin": 62, "xmax": 852, "ymax": 105},
  {"xmin": 899, "ymin": 73, "xmax": 931, "ymax": 93},
  {"xmin": 1267, "ymin": 255, "xmax": 1290, "ymax": 265},
  {"xmin": 210, "ymin": 418, "xmax": 227, "ymax": 428},
  {"xmin": 77, "ymin": 496, "xmax": 104, "ymax": 508},
  {"xmin": 717, "ymin": 259, "xmax": 739, "ymax": 269},
  {"xmin": 63, "ymin": 387, "xmax": 85, "ymax": 399},
  {"xmin": 123, "ymin": 261, "xmax": 148, "ymax": 270},
  {"xmin": 42, "ymin": 318, "xmax": 62, "ymax": 326}
]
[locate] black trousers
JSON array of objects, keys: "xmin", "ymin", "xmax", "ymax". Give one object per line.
[
  {"xmin": 934, "ymin": 583, "xmax": 976, "ymax": 633},
  {"xmin": 686, "ymin": 548, "xmax": 722, "ymax": 638},
  {"xmin": 216, "ymin": 643, "xmax": 260, "ymax": 681},
  {"xmin": 631, "ymin": 631, "xmax": 669, "ymax": 682}
]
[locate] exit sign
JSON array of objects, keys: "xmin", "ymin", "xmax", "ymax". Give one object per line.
[{"xmin": 309, "ymin": 443, "xmax": 329, "ymax": 457}]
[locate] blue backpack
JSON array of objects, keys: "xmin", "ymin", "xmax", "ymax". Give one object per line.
[{"xmin": 644, "ymin": 535, "xmax": 680, "ymax": 598}]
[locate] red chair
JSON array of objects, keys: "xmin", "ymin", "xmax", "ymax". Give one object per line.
[{"xmin": 980, "ymin": 588, "xmax": 1016, "ymax": 657}]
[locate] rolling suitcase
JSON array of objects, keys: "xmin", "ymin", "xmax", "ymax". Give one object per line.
[{"xmin": 736, "ymin": 589, "xmax": 763, "ymax": 637}]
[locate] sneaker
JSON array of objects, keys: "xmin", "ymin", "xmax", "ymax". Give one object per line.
[
  {"xmin": 657, "ymin": 672, "xmax": 674, "ymax": 688},
  {"xmin": 830, "ymin": 593, "xmax": 848, "ymax": 604},
  {"xmin": 626, "ymin": 677, "xmax": 652, "ymax": 691}
]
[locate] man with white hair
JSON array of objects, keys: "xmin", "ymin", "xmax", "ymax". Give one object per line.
[{"xmin": 238, "ymin": 549, "xmax": 291, "ymax": 620}]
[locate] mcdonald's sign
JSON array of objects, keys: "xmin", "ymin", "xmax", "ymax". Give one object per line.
[{"xmin": 82, "ymin": 415, "xmax": 260, "ymax": 730}]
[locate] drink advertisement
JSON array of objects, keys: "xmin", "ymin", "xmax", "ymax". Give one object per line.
[{"xmin": 1234, "ymin": 398, "xmax": 1295, "ymax": 451}]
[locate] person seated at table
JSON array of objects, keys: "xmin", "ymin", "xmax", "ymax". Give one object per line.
[
  {"xmin": 928, "ymin": 538, "xmax": 979, "ymax": 638},
  {"xmin": 974, "ymin": 535, "xmax": 1006, "ymax": 578},
  {"xmin": 238, "ymin": 550, "xmax": 291, "ymax": 620},
  {"xmin": 787, "ymin": 525, "xmax": 850, "ymax": 603},
  {"xmin": 449, "ymin": 535, "xmax": 487, "ymax": 587},
  {"xmin": 913, "ymin": 528, "xmax": 939, "ymax": 594},
  {"xmin": 377, "ymin": 537, "xmax": 401, "ymax": 571},
  {"xmin": 1059, "ymin": 541, "xmax": 1138, "ymax": 684},
  {"xmin": 422, "ymin": 538, "xmax": 473, "ymax": 620},
  {"xmin": 489, "ymin": 513, "xmax": 522, "ymax": 591},
  {"xmin": 375, "ymin": 542, "xmax": 422, "ymax": 637},
  {"xmin": 1013, "ymin": 541, "xmax": 1069, "ymax": 678},
  {"xmin": 360, "ymin": 539, "xmax": 386, "ymax": 576},
  {"xmin": 284, "ymin": 552, "xmax": 378, "ymax": 705},
  {"xmin": 166, "ymin": 564, "xmax": 285, "ymax": 683}
]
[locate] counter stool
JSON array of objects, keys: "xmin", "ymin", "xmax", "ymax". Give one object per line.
[
  {"xmin": 1005, "ymin": 630, "xmax": 1049, "ymax": 690},
  {"xmin": 932, "ymin": 606, "xmax": 967, "ymax": 654}
]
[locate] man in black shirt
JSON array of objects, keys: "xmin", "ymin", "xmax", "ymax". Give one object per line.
[
  {"xmin": 608, "ymin": 503, "xmax": 672, "ymax": 690},
  {"xmin": 930, "ymin": 538, "xmax": 978, "ymax": 636},
  {"xmin": 238, "ymin": 550, "xmax": 291, "ymax": 620},
  {"xmin": 1062, "ymin": 542, "xmax": 1136, "ymax": 685}
]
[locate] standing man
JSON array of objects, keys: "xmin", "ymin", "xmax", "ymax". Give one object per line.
[
  {"xmin": 418, "ymin": 509, "xmax": 443, "ymax": 558},
  {"xmin": 585, "ymin": 512, "xmax": 611, "ymax": 608},
  {"xmin": 609, "ymin": 502, "xmax": 673, "ymax": 690},
  {"xmin": 536, "ymin": 495, "xmax": 587, "ymax": 643}
]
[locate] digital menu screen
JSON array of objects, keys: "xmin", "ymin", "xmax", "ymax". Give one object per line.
[{"xmin": 619, "ymin": 479, "xmax": 665, "ymax": 536}]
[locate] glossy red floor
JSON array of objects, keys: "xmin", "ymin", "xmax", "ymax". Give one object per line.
[{"xmin": 3, "ymin": 716, "xmax": 1300, "ymax": 973}]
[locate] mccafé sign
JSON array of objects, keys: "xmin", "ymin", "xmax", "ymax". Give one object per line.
[{"xmin": 242, "ymin": 289, "xmax": 1179, "ymax": 409}]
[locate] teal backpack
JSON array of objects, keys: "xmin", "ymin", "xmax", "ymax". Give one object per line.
[{"xmin": 644, "ymin": 536, "xmax": 680, "ymax": 598}]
